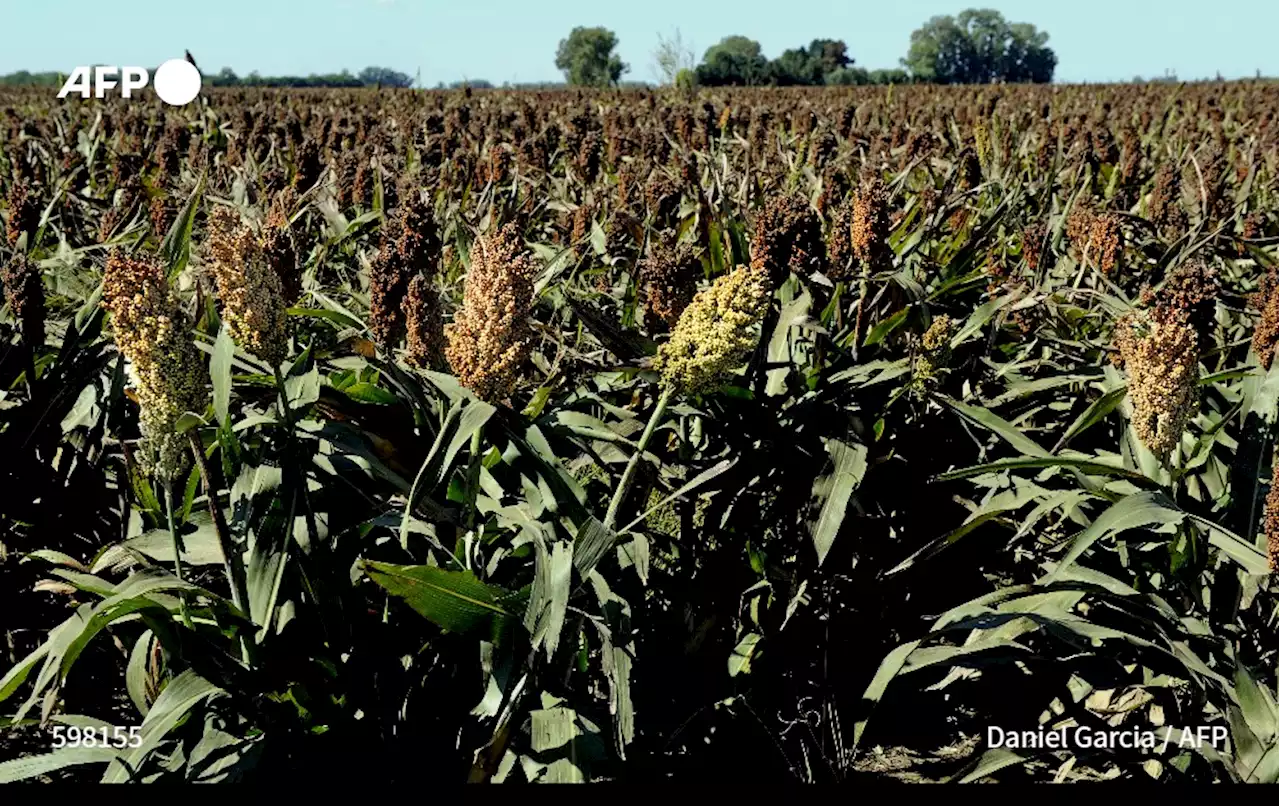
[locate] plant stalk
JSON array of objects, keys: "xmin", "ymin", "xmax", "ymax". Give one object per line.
[
  {"xmin": 187, "ymin": 430, "xmax": 249, "ymax": 618},
  {"xmin": 164, "ymin": 480, "xmax": 194, "ymax": 630},
  {"xmin": 466, "ymin": 426, "xmax": 484, "ymax": 531},
  {"xmin": 604, "ymin": 386, "xmax": 673, "ymax": 532},
  {"xmin": 272, "ymin": 365, "xmax": 322, "ymax": 553},
  {"xmin": 271, "ymin": 363, "xmax": 341, "ymax": 644}
]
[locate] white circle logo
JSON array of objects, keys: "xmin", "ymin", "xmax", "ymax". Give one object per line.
[{"xmin": 153, "ymin": 59, "xmax": 202, "ymax": 106}]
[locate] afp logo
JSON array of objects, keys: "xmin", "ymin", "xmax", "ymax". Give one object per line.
[{"xmin": 57, "ymin": 59, "xmax": 202, "ymax": 106}]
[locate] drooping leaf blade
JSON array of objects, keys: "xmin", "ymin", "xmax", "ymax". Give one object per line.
[
  {"xmin": 364, "ymin": 561, "xmax": 521, "ymax": 639},
  {"xmin": 809, "ymin": 439, "xmax": 867, "ymax": 566}
]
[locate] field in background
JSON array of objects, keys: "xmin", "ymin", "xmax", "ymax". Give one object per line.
[{"xmin": 0, "ymin": 82, "xmax": 1277, "ymax": 783}]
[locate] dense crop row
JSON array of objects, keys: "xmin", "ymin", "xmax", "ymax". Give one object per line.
[{"xmin": 0, "ymin": 81, "xmax": 1276, "ymax": 783}]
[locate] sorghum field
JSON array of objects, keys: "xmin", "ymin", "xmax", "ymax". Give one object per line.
[{"xmin": 0, "ymin": 81, "xmax": 1277, "ymax": 784}]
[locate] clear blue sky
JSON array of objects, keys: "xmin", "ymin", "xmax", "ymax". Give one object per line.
[{"xmin": 1, "ymin": 0, "xmax": 1276, "ymax": 84}]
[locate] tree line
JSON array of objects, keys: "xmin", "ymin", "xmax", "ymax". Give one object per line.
[
  {"xmin": 1, "ymin": 8, "xmax": 1056, "ymax": 91},
  {"xmin": 560, "ymin": 8, "xmax": 1056, "ymax": 87},
  {"xmin": 0, "ymin": 66, "xmax": 414, "ymax": 89},
  {"xmin": 205, "ymin": 66, "xmax": 414, "ymax": 88}
]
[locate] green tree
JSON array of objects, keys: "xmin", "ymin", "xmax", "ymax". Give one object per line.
[
  {"xmin": 0, "ymin": 70, "xmax": 61, "ymax": 87},
  {"xmin": 1002, "ymin": 22, "xmax": 1057, "ymax": 83},
  {"xmin": 825, "ymin": 66, "xmax": 868, "ymax": 85},
  {"xmin": 811, "ymin": 39, "xmax": 853, "ymax": 77},
  {"xmin": 903, "ymin": 8, "xmax": 1055, "ymax": 84},
  {"xmin": 868, "ymin": 67, "xmax": 912, "ymax": 85},
  {"xmin": 210, "ymin": 67, "xmax": 240, "ymax": 86},
  {"xmin": 555, "ymin": 26, "xmax": 628, "ymax": 87},
  {"xmin": 771, "ymin": 39, "xmax": 852, "ymax": 86},
  {"xmin": 771, "ymin": 46, "xmax": 819, "ymax": 86},
  {"xmin": 358, "ymin": 66, "xmax": 413, "ymax": 88},
  {"xmin": 695, "ymin": 36, "xmax": 770, "ymax": 86}
]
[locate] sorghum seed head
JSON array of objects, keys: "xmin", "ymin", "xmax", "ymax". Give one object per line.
[
  {"xmin": 638, "ymin": 236, "xmax": 700, "ymax": 331},
  {"xmin": 921, "ymin": 315, "xmax": 953, "ymax": 352},
  {"xmin": 653, "ymin": 264, "xmax": 772, "ymax": 395},
  {"xmin": 912, "ymin": 315, "xmax": 955, "ymax": 393},
  {"xmin": 645, "ymin": 171, "xmax": 681, "ymax": 228},
  {"xmin": 1066, "ymin": 206, "xmax": 1093, "ymax": 255},
  {"xmin": 149, "ymin": 194, "xmax": 174, "ymax": 237},
  {"xmin": 808, "ymin": 129, "xmax": 837, "ymax": 171},
  {"xmin": 1265, "ymin": 454, "xmax": 1278, "ymax": 572},
  {"xmin": 958, "ymin": 148, "xmax": 981, "ymax": 191},
  {"xmin": 751, "ymin": 194, "xmax": 825, "ymax": 287},
  {"xmin": 2, "ymin": 253, "xmax": 45, "ymax": 347},
  {"xmin": 292, "ymin": 140, "xmax": 322, "ymax": 191},
  {"xmin": 404, "ymin": 273, "xmax": 444, "ymax": 370},
  {"xmin": 850, "ymin": 177, "xmax": 892, "ymax": 271},
  {"xmin": 369, "ymin": 185, "xmax": 438, "ymax": 347},
  {"xmin": 826, "ymin": 199, "xmax": 855, "ymax": 281},
  {"xmin": 263, "ymin": 190, "xmax": 301, "ymax": 305},
  {"xmin": 571, "ymin": 202, "xmax": 593, "ymax": 245},
  {"xmin": 1090, "ymin": 212, "xmax": 1122, "ymax": 274},
  {"xmin": 816, "ymin": 167, "xmax": 849, "ymax": 220},
  {"xmin": 1251, "ymin": 267, "xmax": 1278, "ymax": 369},
  {"xmin": 1022, "ymin": 222, "xmax": 1046, "ymax": 272},
  {"xmin": 576, "ymin": 131, "xmax": 602, "ymax": 184},
  {"xmin": 334, "ymin": 149, "xmax": 360, "ymax": 208},
  {"xmin": 444, "ymin": 223, "xmax": 537, "ymax": 402},
  {"xmin": 1148, "ymin": 163, "xmax": 1188, "ymax": 239},
  {"xmin": 207, "ymin": 206, "xmax": 289, "ymax": 366},
  {"xmin": 351, "ymin": 148, "xmax": 374, "ymax": 209},
  {"xmin": 5, "ymin": 177, "xmax": 38, "ymax": 247},
  {"xmin": 102, "ymin": 252, "xmax": 208, "ymax": 480},
  {"xmin": 1114, "ymin": 312, "xmax": 1200, "ymax": 461},
  {"xmin": 1148, "ymin": 261, "xmax": 1220, "ymax": 343}
]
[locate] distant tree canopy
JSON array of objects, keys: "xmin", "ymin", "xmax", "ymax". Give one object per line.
[
  {"xmin": 0, "ymin": 65, "xmax": 416, "ymax": 89},
  {"xmin": 435, "ymin": 79, "xmax": 494, "ymax": 90},
  {"xmin": 0, "ymin": 12, "xmax": 1070, "ymax": 92},
  {"xmin": 902, "ymin": 8, "xmax": 1056, "ymax": 84},
  {"xmin": 357, "ymin": 66, "xmax": 414, "ymax": 88},
  {"xmin": 0, "ymin": 70, "xmax": 62, "ymax": 87},
  {"xmin": 209, "ymin": 69, "xmax": 350, "ymax": 88},
  {"xmin": 826, "ymin": 66, "xmax": 912, "ymax": 86},
  {"xmin": 695, "ymin": 36, "xmax": 771, "ymax": 86},
  {"xmin": 771, "ymin": 39, "xmax": 852, "ymax": 86},
  {"xmin": 693, "ymin": 36, "xmax": 907, "ymax": 87},
  {"xmin": 555, "ymin": 26, "xmax": 628, "ymax": 87},
  {"xmin": 205, "ymin": 66, "xmax": 413, "ymax": 88}
]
